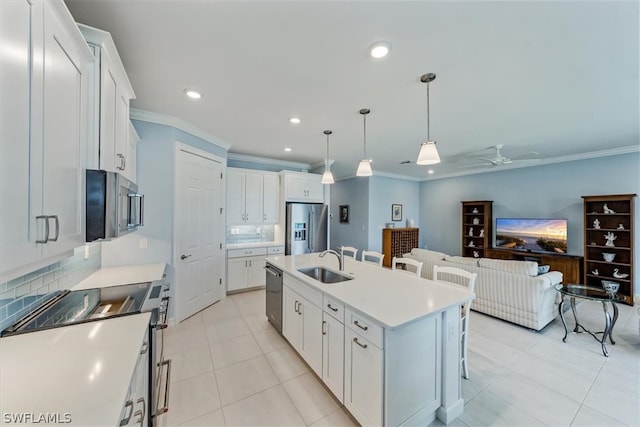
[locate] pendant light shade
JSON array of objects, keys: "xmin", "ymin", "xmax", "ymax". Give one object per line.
[
  {"xmin": 356, "ymin": 108, "xmax": 373, "ymax": 176},
  {"xmin": 416, "ymin": 73, "xmax": 441, "ymax": 166},
  {"xmin": 321, "ymin": 130, "xmax": 335, "ymax": 184}
]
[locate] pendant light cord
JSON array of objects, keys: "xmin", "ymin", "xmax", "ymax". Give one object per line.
[
  {"xmin": 363, "ymin": 113, "xmax": 367, "ymax": 158},
  {"xmin": 326, "ymin": 134, "xmax": 330, "ymax": 170},
  {"xmin": 427, "ymin": 83, "xmax": 431, "ymax": 141}
]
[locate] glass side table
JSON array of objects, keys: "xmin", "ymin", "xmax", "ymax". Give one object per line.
[{"xmin": 555, "ymin": 284, "xmax": 623, "ymax": 357}]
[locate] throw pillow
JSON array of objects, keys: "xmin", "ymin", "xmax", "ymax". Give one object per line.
[{"xmin": 538, "ymin": 265, "xmax": 550, "ymax": 275}]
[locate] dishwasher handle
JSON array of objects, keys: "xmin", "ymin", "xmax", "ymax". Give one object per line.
[{"xmin": 264, "ymin": 265, "xmax": 282, "ymax": 277}]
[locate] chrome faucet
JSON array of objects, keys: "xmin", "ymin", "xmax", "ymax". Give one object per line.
[{"xmin": 319, "ymin": 249, "xmax": 344, "ymax": 271}]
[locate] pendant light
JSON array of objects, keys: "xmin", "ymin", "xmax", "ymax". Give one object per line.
[
  {"xmin": 356, "ymin": 108, "xmax": 373, "ymax": 176},
  {"xmin": 321, "ymin": 130, "xmax": 335, "ymax": 184},
  {"xmin": 416, "ymin": 73, "xmax": 441, "ymax": 165}
]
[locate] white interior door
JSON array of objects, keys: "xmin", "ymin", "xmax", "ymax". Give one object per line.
[{"xmin": 175, "ymin": 145, "xmax": 225, "ymax": 322}]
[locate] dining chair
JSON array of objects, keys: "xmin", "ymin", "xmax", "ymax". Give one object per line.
[
  {"xmin": 433, "ymin": 265, "xmax": 477, "ymax": 380},
  {"xmin": 391, "ymin": 257, "xmax": 423, "ymax": 277},
  {"xmin": 361, "ymin": 250, "xmax": 384, "ymax": 267},
  {"xmin": 340, "ymin": 246, "xmax": 358, "ymax": 259}
]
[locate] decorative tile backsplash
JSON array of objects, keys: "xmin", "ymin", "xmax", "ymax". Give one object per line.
[
  {"xmin": 0, "ymin": 244, "xmax": 101, "ymax": 332},
  {"xmin": 226, "ymin": 224, "xmax": 276, "ymax": 245}
]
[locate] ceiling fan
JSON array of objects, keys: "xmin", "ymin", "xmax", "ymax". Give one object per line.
[{"xmin": 459, "ymin": 144, "xmax": 539, "ymax": 168}]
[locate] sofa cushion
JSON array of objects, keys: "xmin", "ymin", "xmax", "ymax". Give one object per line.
[
  {"xmin": 537, "ymin": 265, "xmax": 550, "ymax": 275},
  {"xmin": 443, "ymin": 255, "xmax": 479, "ymax": 267},
  {"xmin": 409, "ymin": 248, "xmax": 446, "ymax": 260},
  {"xmin": 478, "ymin": 258, "xmax": 538, "ymax": 277}
]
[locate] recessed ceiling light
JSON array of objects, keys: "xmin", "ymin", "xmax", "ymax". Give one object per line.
[
  {"xmin": 184, "ymin": 89, "xmax": 202, "ymax": 100},
  {"xmin": 428, "ymin": 169, "xmax": 434, "ymax": 174},
  {"xmin": 369, "ymin": 41, "xmax": 391, "ymax": 59},
  {"xmin": 289, "ymin": 117, "xmax": 301, "ymax": 124},
  {"xmin": 284, "ymin": 147, "xmax": 292, "ymax": 152}
]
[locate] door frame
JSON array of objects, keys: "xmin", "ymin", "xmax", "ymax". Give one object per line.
[{"xmin": 173, "ymin": 142, "xmax": 226, "ymax": 322}]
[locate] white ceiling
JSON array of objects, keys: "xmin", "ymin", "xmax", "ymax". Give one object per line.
[{"xmin": 64, "ymin": 0, "xmax": 639, "ymax": 180}]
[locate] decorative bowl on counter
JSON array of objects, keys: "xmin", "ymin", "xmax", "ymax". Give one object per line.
[
  {"xmin": 602, "ymin": 253, "xmax": 616, "ymax": 263},
  {"xmin": 601, "ymin": 280, "xmax": 620, "ymax": 295}
]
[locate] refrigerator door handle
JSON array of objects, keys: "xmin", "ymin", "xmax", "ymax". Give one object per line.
[{"xmin": 308, "ymin": 212, "xmax": 312, "ymax": 252}]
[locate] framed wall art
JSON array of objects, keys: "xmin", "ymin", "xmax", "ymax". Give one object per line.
[{"xmin": 392, "ymin": 204, "xmax": 403, "ymax": 221}]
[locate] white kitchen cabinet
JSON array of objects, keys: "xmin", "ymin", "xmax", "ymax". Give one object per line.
[
  {"xmin": 322, "ymin": 312, "xmax": 344, "ymax": 403},
  {"xmin": 344, "ymin": 326, "xmax": 383, "ymax": 426},
  {"xmin": 227, "ymin": 168, "xmax": 279, "ymax": 225},
  {"xmin": 283, "ymin": 275, "xmax": 323, "ymax": 376},
  {"xmin": 119, "ymin": 329, "xmax": 149, "ymax": 426},
  {"xmin": 78, "ymin": 24, "xmax": 136, "ymax": 179},
  {"xmin": 126, "ymin": 121, "xmax": 139, "ymax": 183},
  {"xmin": 226, "ymin": 247, "xmax": 267, "ymax": 292},
  {"xmin": 281, "ymin": 171, "xmax": 324, "ymax": 203},
  {"xmin": 0, "ymin": 0, "xmax": 92, "ymax": 279}
]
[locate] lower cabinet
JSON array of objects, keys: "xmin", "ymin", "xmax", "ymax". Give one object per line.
[
  {"xmin": 322, "ymin": 312, "xmax": 344, "ymax": 403},
  {"xmin": 227, "ymin": 248, "xmax": 267, "ymax": 292},
  {"xmin": 344, "ymin": 321, "xmax": 383, "ymax": 426},
  {"xmin": 119, "ymin": 333, "xmax": 149, "ymax": 426},
  {"xmin": 282, "ymin": 280, "xmax": 323, "ymax": 376}
]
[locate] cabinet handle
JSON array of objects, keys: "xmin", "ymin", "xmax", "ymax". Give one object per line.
[
  {"xmin": 294, "ymin": 301, "xmax": 299, "ymax": 313},
  {"xmin": 117, "ymin": 153, "xmax": 125, "ymax": 170},
  {"xmin": 263, "ymin": 214, "xmax": 267, "ymax": 221},
  {"xmin": 249, "ymin": 260, "xmax": 252, "ymax": 267},
  {"xmin": 35, "ymin": 215, "xmax": 49, "ymax": 244},
  {"xmin": 135, "ymin": 397, "xmax": 145, "ymax": 426},
  {"xmin": 327, "ymin": 303, "xmax": 338, "ymax": 312},
  {"xmin": 122, "ymin": 155, "xmax": 126, "ymax": 171},
  {"xmin": 322, "ymin": 320, "xmax": 327, "ymax": 335},
  {"xmin": 48, "ymin": 215, "xmax": 59, "ymax": 242},
  {"xmin": 353, "ymin": 320, "xmax": 368, "ymax": 331},
  {"xmin": 353, "ymin": 337, "xmax": 368, "ymax": 349},
  {"xmin": 298, "ymin": 302, "xmax": 302, "ymax": 315},
  {"xmin": 119, "ymin": 399, "xmax": 134, "ymax": 426},
  {"xmin": 140, "ymin": 341, "xmax": 149, "ymax": 355}
]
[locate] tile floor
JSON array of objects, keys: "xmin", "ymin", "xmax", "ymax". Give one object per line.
[{"xmin": 159, "ymin": 289, "xmax": 639, "ymax": 426}]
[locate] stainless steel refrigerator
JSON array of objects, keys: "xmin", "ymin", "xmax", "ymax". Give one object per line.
[{"xmin": 285, "ymin": 203, "xmax": 328, "ymax": 255}]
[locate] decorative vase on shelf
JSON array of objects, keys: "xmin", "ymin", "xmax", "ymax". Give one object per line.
[
  {"xmin": 473, "ymin": 217, "xmax": 480, "ymax": 225},
  {"xmin": 472, "ymin": 208, "xmax": 479, "ymax": 214},
  {"xmin": 593, "ymin": 218, "xmax": 600, "ymax": 229}
]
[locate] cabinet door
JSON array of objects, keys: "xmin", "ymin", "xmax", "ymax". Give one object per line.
[
  {"xmin": 125, "ymin": 121, "xmax": 138, "ymax": 183},
  {"xmin": 246, "ymin": 256, "xmax": 266, "ymax": 288},
  {"xmin": 305, "ymin": 177, "xmax": 324, "ymax": 202},
  {"xmin": 133, "ymin": 337, "xmax": 149, "ymax": 427},
  {"xmin": 226, "ymin": 170, "xmax": 245, "ymax": 224},
  {"xmin": 300, "ymin": 298, "xmax": 323, "ymax": 376},
  {"xmin": 285, "ymin": 175, "xmax": 309, "ymax": 201},
  {"xmin": 0, "ymin": 0, "xmax": 42, "ymax": 275},
  {"xmin": 344, "ymin": 328, "xmax": 383, "ymax": 427},
  {"xmin": 322, "ymin": 313, "xmax": 344, "ymax": 403},
  {"xmin": 262, "ymin": 174, "xmax": 279, "ymax": 223},
  {"xmin": 244, "ymin": 172, "xmax": 263, "ymax": 224},
  {"xmin": 40, "ymin": 1, "xmax": 88, "ymax": 259},
  {"xmin": 227, "ymin": 257, "xmax": 248, "ymax": 292},
  {"xmin": 114, "ymin": 92, "xmax": 129, "ymax": 174},
  {"xmin": 99, "ymin": 54, "xmax": 118, "ymax": 172},
  {"xmin": 282, "ymin": 286, "xmax": 301, "ymax": 350}
]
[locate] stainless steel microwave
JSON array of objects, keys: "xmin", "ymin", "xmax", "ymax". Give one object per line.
[{"xmin": 86, "ymin": 170, "xmax": 144, "ymax": 242}]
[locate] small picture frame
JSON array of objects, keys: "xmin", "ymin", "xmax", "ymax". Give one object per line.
[
  {"xmin": 339, "ymin": 205, "xmax": 349, "ymax": 223},
  {"xmin": 392, "ymin": 204, "xmax": 403, "ymax": 221}
]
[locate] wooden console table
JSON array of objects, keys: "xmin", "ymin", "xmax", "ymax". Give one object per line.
[
  {"xmin": 486, "ymin": 247, "xmax": 583, "ymax": 284},
  {"xmin": 382, "ymin": 228, "xmax": 419, "ymax": 268}
]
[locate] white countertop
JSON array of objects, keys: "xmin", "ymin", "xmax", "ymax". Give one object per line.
[
  {"xmin": 226, "ymin": 242, "xmax": 283, "ymax": 250},
  {"xmin": 266, "ymin": 253, "xmax": 474, "ymax": 329},
  {"xmin": 0, "ymin": 313, "xmax": 151, "ymax": 426},
  {"xmin": 73, "ymin": 263, "xmax": 166, "ymax": 290}
]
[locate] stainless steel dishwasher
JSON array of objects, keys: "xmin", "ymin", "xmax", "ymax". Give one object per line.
[{"xmin": 264, "ymin": 263, "xmax": 283, "ymax": 334}]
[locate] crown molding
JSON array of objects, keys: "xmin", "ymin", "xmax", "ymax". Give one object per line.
[
  {"xmin": 227, "ymin": 152, "xmax": 311, "ymax": 171},
  {"xmin": 130, "ymin": 108, "xmax": 232, "ymax": 151},
  {"xmin": 422, "ymin": 145, "xmax": 640, "ymax": 181}
]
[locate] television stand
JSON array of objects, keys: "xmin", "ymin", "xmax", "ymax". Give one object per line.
[{"xmin": 485, "ymin": 248, "xmax": 583, "ymax": 284}]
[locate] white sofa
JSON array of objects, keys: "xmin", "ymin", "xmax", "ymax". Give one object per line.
[{"xmin": 404, "ymin": 248, "xmax": 563, "ymax": 331}]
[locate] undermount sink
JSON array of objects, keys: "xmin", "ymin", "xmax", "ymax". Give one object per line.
[{"xmin": 297, "ymin": 267, "xmax": 353, "ymax": 284}]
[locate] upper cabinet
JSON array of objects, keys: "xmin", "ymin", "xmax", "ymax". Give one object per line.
[
  {"xmin": 226, "ymin": 168, "xmax": 280, "ymax": 225},
  {"xmin": 78, "ymin": 23, "xmax": 137, "ymax": 182},
  {"xmin": 281, "ymin": 171, "xmax": 324, "ymax": 203},
  {"xmin": 1, "ymin": 0, "xmax": 93, "ymax": 279}
]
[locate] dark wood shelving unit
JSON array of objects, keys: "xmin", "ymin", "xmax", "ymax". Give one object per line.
[
  {"xmin": 582, "ymin": 194, "xmax": 636, "ymax": 305},
  {"xmin": 461, "ymin": 201, "xmax": 492, "ymax": 259},
  {"xmin": 382, "ymin": 227, "xmax": 419, "ymax": 268}
]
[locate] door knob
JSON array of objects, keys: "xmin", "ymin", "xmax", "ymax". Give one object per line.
[{"xmin": 180, "ymin": 254, "xmax": 192, "ymax": 260}]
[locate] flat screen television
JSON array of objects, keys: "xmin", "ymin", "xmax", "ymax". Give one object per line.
[{"xmin": 495, "ymin": 218, "xmax": 568, "ymax": 254}]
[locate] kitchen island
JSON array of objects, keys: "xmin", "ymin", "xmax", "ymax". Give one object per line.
[{"xmin": 266, "ymin": 253, "xmax": 474, "ymax": 426}]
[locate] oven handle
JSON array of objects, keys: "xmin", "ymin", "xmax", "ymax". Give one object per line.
[{"xmin": 154, "ymin": 358, "xmax": 172, "ymax": 417}]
